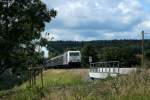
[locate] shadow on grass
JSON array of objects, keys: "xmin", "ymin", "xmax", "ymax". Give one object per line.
[{"xmin": 0, "ymin": 69, "xmax": 26, "ymax": 91}]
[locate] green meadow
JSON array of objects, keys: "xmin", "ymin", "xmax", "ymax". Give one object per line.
[{"xmin": 1, "ymin": 69, "xmax": 150, "ymax": 100}]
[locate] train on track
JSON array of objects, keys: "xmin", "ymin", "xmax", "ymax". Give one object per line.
[{"xmin": 45, "ymin": 51, "xmax": 81, "ymax": 68}]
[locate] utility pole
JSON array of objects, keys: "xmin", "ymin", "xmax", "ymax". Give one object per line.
[{"xmin": 141, "ymin": 30, "xmax": 144, "ymax": 67}]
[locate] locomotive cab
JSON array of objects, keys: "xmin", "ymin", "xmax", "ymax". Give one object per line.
[{"xmin": 68, "ymin": 51, "xmax": 81, "ymax": 66}]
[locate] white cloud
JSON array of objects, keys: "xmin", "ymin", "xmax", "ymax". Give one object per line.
[
  {"xmin": 42, "ymin": 0, "xmax": 150, "ymax": 40},
  {"xmin": 55, "ymin": 0, "xmax": 142, "ymax": 26},
  {"xmin": 141, "ymin": 19, "xmax": 150, "ymax": 32}
]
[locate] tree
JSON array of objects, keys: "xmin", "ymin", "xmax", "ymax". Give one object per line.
[
  {"xmin": 98, "ymin": 47, "xmax": 139, "ymax": 67},
  {"xmin": 0, "ymin": 0, "xmax": 57, "ymax": 75},
  {"xmin": 81, "ymin": 44, "xmax": 98, "ymax": 67},
  {"xmin": 145, "ymin": 49, "xmax": 150, "ymax": 60}
]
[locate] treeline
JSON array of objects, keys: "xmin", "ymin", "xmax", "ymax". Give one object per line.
[
  {"xmin": 47, "ymin": 40, "xmax": 150, "ymax": 67},
  {"xmin": 47, "ymin": 40, "xmax": 143, "ymax": 54}
]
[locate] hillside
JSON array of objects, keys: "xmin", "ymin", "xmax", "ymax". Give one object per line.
[{"xmin": 47, "ymin": 40, "xmax": 144, "ymax": 55}]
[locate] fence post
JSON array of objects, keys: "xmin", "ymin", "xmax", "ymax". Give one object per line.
[
  {"xmin": 117, "ymin": 61, "xmax": 120, "ymax": 75},
  {"xmin": 41, "ymin": 67, "xmax": 43, "ymax": 88},
  {"xmin": 33, "ymin": 70, "xmax": 36, "ymax": 85},
  {"xmin": 29, "ymin": 64, "xmax": 32, "ymax": 87}
]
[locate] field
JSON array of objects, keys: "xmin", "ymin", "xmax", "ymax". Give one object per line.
[{"xmin": 1, "ymin": 69, "xmax": 150, "ymax": 100}]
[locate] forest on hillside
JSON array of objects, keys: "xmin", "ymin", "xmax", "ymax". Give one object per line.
[{"xmin": 47, "ymin": 40, "xmax": 150, "ymax": 67}]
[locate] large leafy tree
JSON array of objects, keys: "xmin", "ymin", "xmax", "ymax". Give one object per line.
[{"xmin": 0, "ymin": 0, "xmax": 56, "ymax": 74}]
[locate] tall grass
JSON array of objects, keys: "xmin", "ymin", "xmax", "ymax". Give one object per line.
[
  {"xmin": 111, "ymin": 68, "xmax": 150, "ymax": 100},
  {"xmin": 1, "ymin": 69, "xmax": 150, "ymax": 100}
]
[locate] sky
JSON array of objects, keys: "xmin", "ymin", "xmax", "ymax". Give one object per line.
[{"xmin": 41, "ymin": 0, "xmax": 150, "ymax": 41}]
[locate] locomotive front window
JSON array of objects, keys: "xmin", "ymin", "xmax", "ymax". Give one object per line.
[{"xmin": 69, "ymin": 52, "xmax": 79, "ymax": 56}]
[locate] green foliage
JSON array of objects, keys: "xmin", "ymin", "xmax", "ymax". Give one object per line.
[
  {"xmin": 46, "ymin": 40, "xmax": 142, "ymax": 55},
  {"xmin": 0, "ymin": 0, "xmax": 56, "ymax": 73},
  {"xmin": 47, "ymin": 41, "xmax": 83, "ymax": 54},
  {"xmin": 0, "ymin": 0, "xmax": 57, "ymax": 89},
  {"xmin": 81, "ymin": 44, "xmax": 98, "ymax": 67},
  {"xmin": 40, "ymin": 38, "xmax": 48, "ymax": 47},
  {"xmin": 98, "ymin": 47, "xmax": 140, "ymax": 67},
  {"xmin": 48, "ymin": 51, "xmax": 57, "ymax": 59},
  {"xmin": 145, "ymin": 49, "xmax": 150, "ymax": 60}
]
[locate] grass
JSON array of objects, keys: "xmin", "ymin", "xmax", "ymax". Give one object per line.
[
  {"xmin": 1, "ymin": 68, "xmax": 150, "ymax": 100},
  {"xmin": 19, "ymin": 69, "xmax": 88, "ymax": 89}
]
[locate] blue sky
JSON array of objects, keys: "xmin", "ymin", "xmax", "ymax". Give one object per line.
[{"xmin": 42, "ymin": 0, "xmax": 150, "ymax": 41}]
